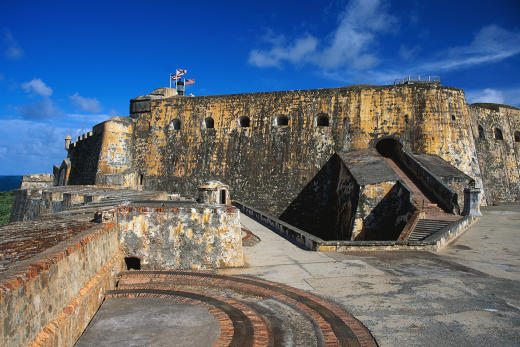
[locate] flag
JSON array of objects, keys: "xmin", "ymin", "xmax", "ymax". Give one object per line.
[
  {"xmin": 185, "ymin": 78, "xmax": 195, "ymax": 85},
  {"xmin": 170, "ymin": 74, "xmax": 180, "ymax": 80},
  {"xmin": 176, "ymin": 69, "xmax": 187, "ymax": 76}
]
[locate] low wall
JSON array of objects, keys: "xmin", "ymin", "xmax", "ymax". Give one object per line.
[
  {"xmin": 401, "ymin": 152, "xmax": 460, "ymax": 213},
  {"xmin": 117, "ymin": 202, "xmax": 244, "ymax": 269},
  {"xmin": 0, "ymin": 221, "xmax": 123, "ymax": 347},
  {"xmin": 234, "ymin": 201, "xmax": 478, "ymax": 252}
]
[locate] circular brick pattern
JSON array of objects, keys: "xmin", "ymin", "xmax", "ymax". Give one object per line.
[{"xmin": 109, "ymin": 271, "xmax": 377, "ymax": 347}]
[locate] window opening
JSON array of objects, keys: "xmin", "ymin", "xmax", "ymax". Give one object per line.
[
  {"xmin": 239, "ymin": 116, "xmax": 250, "ymax": 128},
  {"xmin": 170, "ymin": 119, "xmax": 181, "ymax": 130},
  {"xmin": 514, "ymin": 131, "xmax": 520, "ymax": 143},
  {"xmin": 275, "ymin": 115, "xmax": 289, "ymax": 126},
  {"xmin": 478, "ymin": 125, "xmax": 485, "ymax": 138},
  {"xmin": 219, "ymin": 190, "xmax": 227, "ymax": 204},
  {"xmin": 494, "ymin": 128, "xmax": 504, "ymax": 140},
  {"xmin": 316, "ymin": 113, "xmax": 329, "ymax": 127},
  {"xmin": 204, "ymin": 117, "xmax": 214, "ymax": 129}
]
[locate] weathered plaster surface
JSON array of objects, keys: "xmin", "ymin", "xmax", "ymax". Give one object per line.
[{"xmin": 117, "ymin": 204, "xmax": 243, "ymax": 269}]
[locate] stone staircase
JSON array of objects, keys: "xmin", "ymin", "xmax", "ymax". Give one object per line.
[
  {"xmin": 384, "ymin": 157, "xmax": 461, "ymax": 240},
  {"xmin": 407, "ymin": 219, "xmax": 452, "ymax": 241}
]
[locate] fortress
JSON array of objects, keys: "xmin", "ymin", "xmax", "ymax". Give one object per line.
[
  {"xmin": 1, "ymin": 80, "xmax": 520, "ymax": 346},
  {"xmin": 60, "ymin": 81, "xmax": 519, "ymax": 241}
]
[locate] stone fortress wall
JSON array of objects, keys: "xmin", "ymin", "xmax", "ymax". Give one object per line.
[{"xmin": 63, "ymin": 84, "xmax": 520, "ymax": 239}]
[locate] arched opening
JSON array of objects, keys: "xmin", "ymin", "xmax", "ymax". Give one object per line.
[
  {"xmin": 376, "ymin": 138, "xmax": 403, "ymax": 159},
  {"xmin": 316, "ymin": 113, "xmax": 329, "ymax": 127},
  {"xmin": 138, "ymin": 174, "xmax": 144, "ymax": 185},
  {"xmin": 204, "ymin": 117, "xmax": 214, "ymax": 129},
  {"xmin": 478, "ymin": 125, "xmax": 485, "ymax": 139},
  {"xmin": 170, "ymin": 119, "xmax": 181, "ymax": 130},
  {"xmin": 274, "ymin": 115, "xmax": 289, "ymax": 127},
  {"xmin": 125, "ymin": 257, "xmax": 141, "ymax": 270},
  {"xmin": 238, "ymin": 116, "xmax": 250, "ymax": 128},
  {"xmin": 514, "ymin": 131, "xmax": 520, "ymax": 142},
  {"xmin": 494, "ymin": 128, "xmax": 504, "ymax": 140},
  {"xmin": 451, "ymin": 114, "xmax": 456, "ymax": 121},
  {"xmin": 404, "ymin": 115, "xmax": 409, "ymax": 124}
]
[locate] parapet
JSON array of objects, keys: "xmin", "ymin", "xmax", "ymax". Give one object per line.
[{"xmin": 20, "ymin": 173, "xmax": 54, "ymax": 189}]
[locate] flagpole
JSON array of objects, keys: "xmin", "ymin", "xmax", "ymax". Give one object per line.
[{"xmin": 169, "ymin": 74, "xmax": 171, "ymax": 89}]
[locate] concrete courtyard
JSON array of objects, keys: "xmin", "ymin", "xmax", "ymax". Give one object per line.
[{"xmin": 221, "ymin": 204, "xmax": 520, "ymax": 346}]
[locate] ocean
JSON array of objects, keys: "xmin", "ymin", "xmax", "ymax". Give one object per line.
[{"xmin": 0, "ymin": 176, "xmax": 23, "ymax": 192}]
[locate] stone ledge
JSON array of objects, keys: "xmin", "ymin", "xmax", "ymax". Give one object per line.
[{"xmin": 234, "ymin": 200, "xmax": 478, "ymax": 252}]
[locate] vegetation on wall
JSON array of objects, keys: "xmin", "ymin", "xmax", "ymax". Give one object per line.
[{"xmin": 0, "ymin": 191, "xmax": 13, "ymax": 225}]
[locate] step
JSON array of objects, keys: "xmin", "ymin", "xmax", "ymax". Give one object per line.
[{"xmin": 408, "ymin": 219, "xmax": 454, "ymax": 241}]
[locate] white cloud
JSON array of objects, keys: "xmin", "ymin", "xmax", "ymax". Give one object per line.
[
  {"xmin": 467, "ymin": 88, "xmax": 520, "ymax": 107},
  {"xmin": 2, "ymin": 28, "xmax": 24, "ymax": 60},
  {"xmin": 0, "ymin": 119, "xmax": 82, "ymax": 174},
  {"xmin": 0, "ymin": 112, "xmax": 113, "ymax": 174},
  {"xmin": 418, "ymin": 25, "xmax": 520, "ymax": 73},
  {"xmin": 16, "ymin": 98, "xmax": 58, "ymax": 120},
  {"xmin": 249, "ymin": 35, "xmax": 318, "ymax": 67},
  {"xmin": 466, "ymin": 88, "xmax": 505, "ymax": 104},
  {"xmin": 21, "ymin": 78, "xmax": 53, "ymax": 97},
  {"xmin": 248, "ymin": 0, "xmax": 396, "ymax": 70},
  {"xmin": 69, "ymin": 92, "xmax": 102, "ymax": 113}
]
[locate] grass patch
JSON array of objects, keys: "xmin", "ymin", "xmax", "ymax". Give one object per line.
[{"xmin": 0, "ymin": 190, "xmax": 13, "ymax": 226}]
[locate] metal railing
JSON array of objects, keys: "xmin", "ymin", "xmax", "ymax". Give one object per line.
[{"xmin": 394, "ymin": 75, "xmax": 441, "ymax": 85}]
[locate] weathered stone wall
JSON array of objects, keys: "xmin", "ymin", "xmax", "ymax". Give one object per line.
[
  {"xmin": 117, "ymin": 203, "xmax": 243, "ymax": 269},
  {"xmin": 64, "ymin": 84, "xmax": 520, "ymax": 238},
  {"xmin": 20, "ymin": 174, "xmax": 54, "ymax": 189},
  {"xmin": 469, "ymin": 104, "xmax": 520, "ymax": 204},
  {"xmin": 0, "ymin": 221, "xmax": 123, "ymax": 347},
  {"xmin": 354, "ymin": 182, "xmax": 415, "ymax": 241},
  {"xmin": 129, "ymin": 84, "xmax": 482, "ymax": 219},
  {"xmin": 68, "ymin": 117, "xmax": 134, "ymax": 186}
]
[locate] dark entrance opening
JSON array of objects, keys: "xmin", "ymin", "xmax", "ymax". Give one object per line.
[
  {"xmin": 138, "ymin": 174, "xmax": 144, "ymax": 185},
  {"xmin": 125, "ymin": 257, "xmax": 141, "ymax": 270},
  {"xmin": 219, "ymin": 190, "xmax": 226, "ymax": 204},
  {"xmin": 316, "ymin": 114, "xmax": 329, "ymax": 127},
  {"xmin": 376, "ymin": 138, "xmax": 403, "ymax": 159}
]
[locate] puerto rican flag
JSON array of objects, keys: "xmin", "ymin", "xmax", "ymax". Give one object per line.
[
  {"xmin": 185, "ymin": 78, "xmax": 195, "ymax": 85},
  {"xmin": 176, "ymin": 69, "xmax": 187, "ymax": 76}
]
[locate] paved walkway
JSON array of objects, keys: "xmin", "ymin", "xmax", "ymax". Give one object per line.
[
  {"xmin": 221, "ymin": 204, "xmax": 520, "ymax": 346},
  {"xmin": 77, "ymin": 204, "xmax": 519, "ymax": 346}
]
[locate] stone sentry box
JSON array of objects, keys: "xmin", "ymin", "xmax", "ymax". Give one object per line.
[
  {"xmin": 117, "ymin": 201, "xmax": 243, "ymax": 270},
  {"xmin": 196, "ymin": 180, "xmax": 230, "ymax": 204}
]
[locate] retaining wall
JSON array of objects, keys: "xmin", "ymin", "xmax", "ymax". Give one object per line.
[{"xmin": 0, "ymin": 221, "xmax": 123, "ymax": 347}]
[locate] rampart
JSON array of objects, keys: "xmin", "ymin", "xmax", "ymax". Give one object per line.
[
  {"xmin": 1, "ymin": 186, "xmax": 244, "ymax": 346},
  {"xmin": 62, "ymin": 84, "xmax": 520, "ymax": 239}
]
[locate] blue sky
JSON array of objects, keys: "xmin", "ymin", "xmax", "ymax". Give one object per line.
[{"xmin": 1, "ymin": 0, "xmax": 519, "ymax": 175}]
